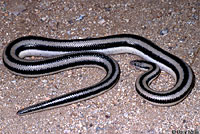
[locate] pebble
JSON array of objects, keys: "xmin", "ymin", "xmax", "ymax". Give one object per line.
[
  {"xmin": 40, "ymin": 16, "xmax": 49, "ymax": 22},
  {"xmin": 42, "ymin": 79, "xmax": 47, "ymax": 83},
  {"xmin": 63, "ymin": 129, "xmax": 70, "ymax": 134},
  {"xmin": 82, "ymin": 28, "xmax": 86, "ymax": 31},
  {"xmin": 160, "ymin": 28, "xmax": 169, "ymax": 36},
  {"xmin": 9, "ymin": 4, "xmax": 26, "ymax": 16},
  {"xmin": 96, "ymin": 126, "xmax": 104, "ymax": 132},
  {"xmin": 105, "ymin": 112, "xmax": 111, "ymax": 118},
  {"xmin": 124, "ymin": 112, "xmax": 129, "ymax": 118},
  {"xmin": 76, "ymin": 14, "xmax": 85, "ymax": 21},
  {"xmin": 67, "ymin": 30, "xmax": 71, "ymax": 35},
  {"xmin": 186, "ymin": 20, "xmax": 195, "ymax": 25},
  {"xmin": 98, "ymin": 18, "xmax": 106, "ymax": 25},
  {"xmin": 192, "ymin": 14, "xmax": 198, "ymax": 20},
  {"xmin": 11, "ymin": 80, "xmax": 16, "ymax": 84},
  {"xmin": 68, "ymin": 20, "xmax": 74, "ymax": 24},
  {"xmin": 179, "ymin": 38, "xmax": 186, "ymax": 43}
]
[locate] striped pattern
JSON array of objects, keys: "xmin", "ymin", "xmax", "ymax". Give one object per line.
[{"xmin": 3, "ymin": 34, "xmax": 195, "ymax": 115}]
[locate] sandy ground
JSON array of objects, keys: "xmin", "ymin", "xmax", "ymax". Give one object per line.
[{"xmin": 0, "ymin": 0, "xmax": 199, "ymax": 134}]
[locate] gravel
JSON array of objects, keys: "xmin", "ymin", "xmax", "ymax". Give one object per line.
[{"xmin": 0, "ymin": 0, "xmax": 199, "ymax": 134}]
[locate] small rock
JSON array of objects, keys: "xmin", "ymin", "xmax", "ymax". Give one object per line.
[
  {"xmin": 40, "ymin": 16, "xmax": 49, "ymax": 22},
  {"xmin": 105, "ymin": 112, "xmax": 111, "ymax": 118},
  {"xmin": 63, "ymin": 129, "xmax": 70, "ymax": 134},
  {"xmin": 160, "ymin": 28, "xmax": 169, "ymax": 36},
  {"xmin": 64, "ymin": 7, "xmax": 69, "ymax": 11},
  {"xmin": 42, "ymin": 79, "xmax": 47, "ymax": 83},
  {"xmin": 96, "ymin": 126, "xmax": 104, "ymax": 132},
  {"xmin": 68, "ymin": 20, "xmax": 73, "ymax": 24},
  {"xmin": 11, "ymin": 80, "xmax": 16, "ymax": 84},
  {"xmin": 124, "ymin": 112, "xmax": 129, "ymax": 118},
  {"xmin": 67, "ymin": 30, "xmax": 71, "ymax": 35},
  {"xmin": 98, "ymin": 19, "xmax": 106, "ymax": 25},
  {"xmin": 104, "ymin": 7, "xmax": 111, "ymax": 11},
  {"xmin": 82, "ymin": 28, "xmax": 86, "ymax": 31},
  {"xmin": 187, "ymin": 20, "xmax": 195, "ymax": 25},
  {"xmin": 179, "ymin": 38, "xmax": 186, "ymax": 43},
  {"xmin": 192, "ymin": 14, "xmax": 198, "ymax": 20},
  {"xmin": 76, "ymin": 14, "xmax": 85, "ymax": 21},
  {"xmin": 9, "ymin": 4, "xmax": 26, "ymax": 16}
]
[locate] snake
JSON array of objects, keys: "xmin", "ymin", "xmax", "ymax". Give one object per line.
[{"xmin": 3, "ymin": 34, "xmax": 195, "ymax": 115}]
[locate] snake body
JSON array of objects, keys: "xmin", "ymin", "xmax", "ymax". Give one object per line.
[{"xmin": 3, "ymin": 34, "xmax": 195, "ymax": 115}]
